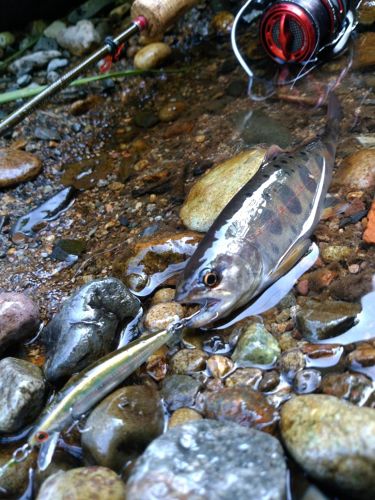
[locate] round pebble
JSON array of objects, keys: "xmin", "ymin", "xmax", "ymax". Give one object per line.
[
  {"xmin": 293, "ymin": 369, "xmax": 322, "ymax": 394},
  {"xmin": 134, "ymin": 42, "xmax": 171, "ymax": 70},
  {"xmin": 170, "ymin": 348, "xmax": 208, "ymax": 374},
  {"xmin": 168, "ymin": 408, "xmax": 202, "ymax": 428},
  {"xmin": 279, "ymin": 348, "xmax": 305, "ymax": 381},
  {"xmin": 0, "ymin": 148, "xmax": 42, "ymax": 187},
  {"xmin": 144, "ymin": 302, "xmax": 185, "ymax": 333}
]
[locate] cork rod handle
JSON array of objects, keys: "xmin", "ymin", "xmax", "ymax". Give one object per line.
[{"xmin": 131, "ymin": 0, "xmax": 199, "ymax": 35}]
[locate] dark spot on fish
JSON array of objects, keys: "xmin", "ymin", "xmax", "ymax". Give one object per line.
[
  {"xmin": 281, "ymin": 159, "xmax": 288, "ymax": 164},
  {"xmin": 300, "ymin": 151, "xmax": 307, "ymax": 157},
  {"xmin": 271, "ymin": 243, "xmax": 279, "ymax": 254},
  {"xmin": 279, "ymin": 184, "xmax": 303, "ymax": 214},
  {"xmin": 269, "ymin": 217, "xmax": 283, "ymax": 235},
  {"xmin": 263, "ymin": 174, "xmax": 269, "ymax": 179},
  {"xmin": 264, "ymin": 192, "xmax": 272, "ymax": 201},
  {"xmin": 299, "ymin": 164, "xmax": 317, "ymax": 192},
  {"xmin": 288, "ymin": 155, "xmax": 293, "ymax": 159},
  {"xmin": 290, "ymin": 224, "xmax": 298, "ymax": 235}
]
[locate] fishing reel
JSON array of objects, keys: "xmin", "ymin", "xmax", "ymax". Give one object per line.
[{"xmin": 232, "ymin": 0, "xmax": 361, "ymax": 93}]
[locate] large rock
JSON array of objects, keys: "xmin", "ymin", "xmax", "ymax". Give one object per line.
[
  {"xmin": 180, "ymin": 148, "xmax": 266, "ymax": 232},
  {"xmin": 232, "ymin": 321, "xmax": 280, "ymax": 366},
  {"xmin": 0, "ymin": 358, "xmax": 45, "ymax": 433},
  {"xmin": 37, "ymin": 466, "xmax": 126, "ymax": 500},
  {"xmin": 134, "ymin": 42, "xmax": 172, "ymax": 70},
  {"xmin": 82, "ymin": 385, "xmax": 164, "ymax": 471},
  {"xmin": 0, "ymin": 148, "xmax": 42, "ymax": 187},
  {"xmin": 0, "ymin": 292, "xmax": 40, "ymax": 352},
  {"xmin": 296, "ymin": 299, "xmax": 361, "ymax": 341},
  {"xmin": 332, "ymin": 149, "xmax": 375, "ymax": 190},
  {"xmin": 127, "ymin": 419, "xmax": 287, "ymax": 500},
  {"xmin": 281, "ymin": 395, "xmax": 375, "ymax": 498},
  {"xmin": 56, "ymin": 20, "xmax": 100, "ymax": 56},
  {"xmin": 42, "ymin": 278, "xmax": 140, "ymax": 381}
]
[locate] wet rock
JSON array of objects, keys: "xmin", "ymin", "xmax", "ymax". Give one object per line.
[
  {"xmin": 238, "ymin": 109, "xmax": 293, "ymax": 148},
  {"xmin": 144, "ymin": 302, "xmax": 185, "ymax": 333},
  {"xmin": 0, "ymin": 357, "xmax": 45, "ymax": 433},
  {"xmin": 348, "ymin": 346, "xmax": 375, "ymax": 368},
  {"xmin": 47, "ymin": 57, "xmax": 69, "ymax": 73},
  {"xmin": 364, "ymin": 199, "xmax": 375, "ymax": 244},
  {"xmin": 11, "ymin": 187, "xmax": 76, "ymax": 239},
  {"xmin": 180, "ymin": 148, "xmax": 266, "ymax": 232},
  {"xmin": 151, "ymin": 288, "xmax": 175, "ymax": 305},
  {"xmin": 232, "ymin": 321, "xmax": 281, "ymax": 366},
  {"xmin": 0, "ymin": 448, "xmax": 37, "ymax": 497},
  {"xmin": 305, "ymin": 266, "xmax": 339, "ymax": 292},
  {"xmin": 35, "ymin": 36, "xmax": 59, "ymax": 51},
  {"xmin": 204, "ymin": 386, "xmax": 278, "ymax": 432},
  {"xmin": 113, "ymin": 231, "xmax": 201, "ymax": 294},
  {"xmin": 17, "ymin": 74, "xmax": 32, "ymax": 87},
  {"xmin": 82, "ymin": 385, "xmax": 164, "ymax": 471},
  {"xmin": 259, "ymin": 370, "xmax": 280, "ymax": 392},
  {"xmin": 206, "ymin": 355, "xmax": 234, "ymax": 378},
  {"xmin": 134, "ymin": 110, "xmax": 159, "ymax": 128},
  {"xmin": 333, "ymin": 149, "xmax": 375, "ymax": 189},
  {"xmin": 43, "ymin": 278, "xmax": 140, "ymax": 381},
  {"xmin": 358, "ymin": 1, "xmax": 375, "ymax": 25},
  {"xmin": 296, "ymin": 300, "xmax": 361, "ymax": 341},
  {"xmin": 279, "ymin": 348, "xmax": 305, "ymax": 381},
  {"xmin": 224, "ymin": 367, "xmax": 263, "ymax": 389},
  {"xmin": 168, "ymin": 408, "xmax": 202, "ymax": 428},
  {"xmin": 134, "ymin": 42, "xmax": 171, "ymax": 70},
  {"xmin": 0, "ymin": 148, "xmax": 42, "ymax": 187},
  {"xmin": 56, "ymin": 20, "xmax": 100, "ymax": 56},
  {"xmin": 281, "ymin": 395, "xmax": 375, "ymax": 498},
  {"xmin": 0, "ymin": 292, "xmax": 40, "ymax": 352},
  {"xmin": 128, "ymin": 420, "xmax": 286, "ymax": 499},
  {"xmin": 170, "ymin": 348, "xmax": 208, "ymax": 374},
  {"xmin": 37, "ymin": 466, "xmax": 126, "ymax": 500},
  {"xmin": 161, "ymin": 374, "xmax": 202, "ymax": 411},
  {"xmin": 212, "ymin": 11, "xmax": 234, "ymax": 34},
  {"xmin": 158, "ymin": 101, "xmax": 187, "ymax": 122},
  {"xmin": 321, "ymin": 372, "xmax": 373, "ymax": 405},
  {"xmin": 321, "ymin": 245, "xmax": 352, "ymax": 263},
  {"xmin": 9, "ymin": 50, "xmax": 61, "ymax": 75},
  {"xmin": 293, "ymin": 369, "xmax": 321, "ymax": 394},
  {"xmin": 353, "ymin": 32, "xmax": 375, "ymax": 70}
]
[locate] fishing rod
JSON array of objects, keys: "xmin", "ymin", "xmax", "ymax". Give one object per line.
[{"xmin": 0, "ymin": 0, "xmax": 198, "ymax": 136}]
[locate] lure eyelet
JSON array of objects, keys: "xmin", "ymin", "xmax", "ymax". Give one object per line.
[
  {"xmin": 202, "ymin": 270, "xmax": 220, "ymax": 288},
  {"xmin": 35, "ymin": 431, "xmax": 50, "ymax": 443}
]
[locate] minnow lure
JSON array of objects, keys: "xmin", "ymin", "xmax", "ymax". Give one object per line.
[
  {"xmin": 2, "ymin": 320, "xmax": 187, "ymax": 473},
  {"xmin": 176, "ymin": 94, "xmax": 341, "ymax": 327}
]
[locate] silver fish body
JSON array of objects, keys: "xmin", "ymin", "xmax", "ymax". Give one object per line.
[{"xmin": 175, "ymin": 94, "xmax": 341, "ymax": 326}]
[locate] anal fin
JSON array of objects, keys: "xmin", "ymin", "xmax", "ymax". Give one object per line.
[{"xmin": 269, "ymin": 239, "xmax": 313, "ymax": 283}]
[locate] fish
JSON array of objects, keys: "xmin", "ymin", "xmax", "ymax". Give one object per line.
[
  {"xmin": 27, "ymin": 326, "xmax": 179, "ymax": 470},
  {"xmin": 175, "ymin": 93, "xmax": 341, "ymax": 327}
]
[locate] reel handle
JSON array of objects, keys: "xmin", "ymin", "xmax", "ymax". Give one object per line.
[{"xmin": 131, "ymin": 0, "xmax": 199, "ymax": 35}]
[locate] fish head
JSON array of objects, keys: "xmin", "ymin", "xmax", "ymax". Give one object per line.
[{"xmin": 175, "ymin": 249, "xmax": 263, "ymax": 328}]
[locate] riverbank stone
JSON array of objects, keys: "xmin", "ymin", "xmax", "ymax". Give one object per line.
[
  {"xmin": 232, "ymin": 321, "xmax": 281, "ymax": 366},
  {"xmin": 127, "ymin": 419, "xmax": 287, "ymax": 500},
  {"xmin": 0, "ymin": 148, "xmax": 42, "ymax": 187},
  {"xmin": 82, "ymin": 385, "xmax": 164, "ymax": 471},
  {"xmin": 281, "ymin": 394, "xmax": 375, "ymax": 498},
  {"xmin": 0, "ymin": 357, "xmax": 45, "ymax": 433}
]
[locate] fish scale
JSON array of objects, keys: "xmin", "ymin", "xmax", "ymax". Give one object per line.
[{"xmin": 175, "ymin": 94, "xmax": 341, "ymax": 327}]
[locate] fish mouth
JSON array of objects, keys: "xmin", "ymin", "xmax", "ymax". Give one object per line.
[{"xmin": 176, "ymin": 297, "xmax": 223, "ymax": 328}]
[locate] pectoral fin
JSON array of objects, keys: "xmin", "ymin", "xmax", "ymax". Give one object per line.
[{"xmin": 269, "ymin": 239, "xmax": 313, "ymax": 283}]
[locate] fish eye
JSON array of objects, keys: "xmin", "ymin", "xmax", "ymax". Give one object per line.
[
  {"xmin": 202, "ymin": 270, "xmax": 220, "ymax": 288},
  {"xmin": 35, "ymin": 431, "xmax": 49, "ymax": 443}
]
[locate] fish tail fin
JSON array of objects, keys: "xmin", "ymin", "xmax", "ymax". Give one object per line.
[{"xmin": 321, "ymin": 92, "xmax": 342, "ymax": 150}]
